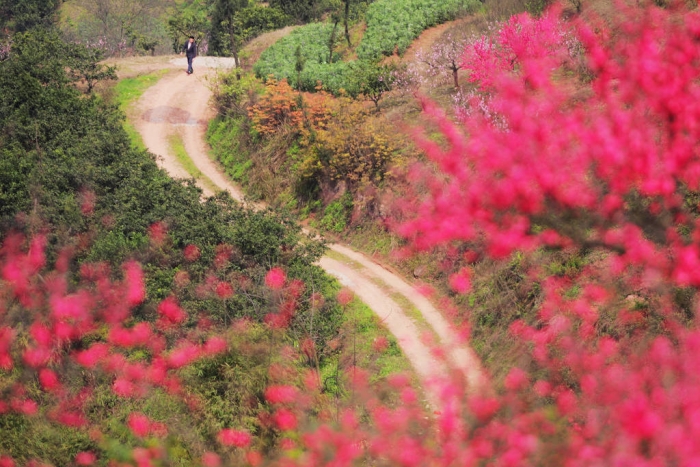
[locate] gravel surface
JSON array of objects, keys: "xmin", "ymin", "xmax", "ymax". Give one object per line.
[{"xmin": 169, "ymin": 56, "xmax": 238, "ymax": 69}]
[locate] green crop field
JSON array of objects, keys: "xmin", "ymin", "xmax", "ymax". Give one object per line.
[
  {"xmin": 254, "ymin": 0, "xmax": 478, "ymax": 94},
  {"xmin": 357, "ymin": 0, "xmax": 479, "ymax": 60},
  {"xmin": 253, "ymin": 23, "xmax": 356, "ymax": 94}
]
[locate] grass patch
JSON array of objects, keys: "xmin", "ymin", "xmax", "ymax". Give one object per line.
[
  {"xmin": 346, "ymin": 221, "xmax": 400, "ymax": 258},
  {"xmin": 167, "ymin": 133, "xmax": 219, "ymax": 193},
  {"xmin": 324, "ymin": 248, "xmax": 364, "ymax": 268},
  {"xmin": 346, "ymin": 297, "xmax": 413, "ymax": 382},
  {"xmin": 387, "ymin": 291, "xmax": 432, "ymax": 334},
  {"xmin": 112, "ymin": 69, "xmax": 170, "ymax": 150},
  {"xmin": 112, "ymin": 69, "xmax": 170, "ymax": 109},
  {"xmin": 206, "ymin": 116, "xmax": 252, "ymax": 184},
  {"xmin": 317, "ymin": 282, "xmax": 415, "ymax": 407}
]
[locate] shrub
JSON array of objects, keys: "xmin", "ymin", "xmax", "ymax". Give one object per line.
[
  {"xmin": 295, "ymin": 98, "xmax": 398, "ymax": 197},
  {"xmin": 347, "ymin": 59, "xmax": 396, "ymax": 107},
  {"xmin": 207, "ymin": 116, "xmax": 252, "ymax": 183},
  {"xmin": 248, "ymin": 78, "xmax": 334, "ymax": 140},
  {"xmin": 319, "ymin": 193, "xmax": 353, "ymax": 232},
  {"xmin": 268, "ymin": 0, "xmax": 331, "ymax": 23},
  {"xmin": 236, "ymin": 5, "xmax": 291, "ymax": 41},
  {"xmin": 0, "ymin": 233, "xmax": 345, "ymax": 463},
  {"xmin": 212, "ymin": 71, "xmax": 264, "ymax": 116}
]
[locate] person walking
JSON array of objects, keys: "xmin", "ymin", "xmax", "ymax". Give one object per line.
[{"xmin": 181, "ymin": 36, "xmax": 197, "ymax": 75}]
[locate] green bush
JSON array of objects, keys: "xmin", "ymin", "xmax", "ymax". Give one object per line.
[
  {"xmin": 356, "ymin": 0, "xmax": 479, "ymax": 60},
  {"xmin": 237, "ymin": 5, "xmax": 291, "ymax": 40},
  {"xmin": 212, "ymin": 71, "xmax": 264, "ymax": 116},
  {"xmin": 0, "ymin": 413, "xmax": 95, "ymax": 465},
  {"xmin": 319, "ymin": 194, "xmax": 353, "ymax": 233},
  {"xmin": 268, "ymin": 0, "xmax": 335, "ymax": 23}
]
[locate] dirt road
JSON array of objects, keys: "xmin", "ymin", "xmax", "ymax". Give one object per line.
[{"xmin": 130, "ymin": 58, "xmax": 483, "ymax": 407}]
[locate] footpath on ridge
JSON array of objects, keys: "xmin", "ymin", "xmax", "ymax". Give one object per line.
[{"xmin": 130, "ymin": 57, "xmax": 483, "ymax": 408}]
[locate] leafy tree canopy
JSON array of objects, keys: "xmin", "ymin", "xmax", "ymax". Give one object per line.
[{"xmin": 0, "ymin": 0, "xmax": 62, "ymax": 32}]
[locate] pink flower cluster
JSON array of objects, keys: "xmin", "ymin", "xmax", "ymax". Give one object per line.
[
  {"xmin": 401, "ymin": 3, "xmax": 700, "ymax": 275},
  {"xmin": 0, "ymin": 234, "xmax": 239, "ymax": 463}
]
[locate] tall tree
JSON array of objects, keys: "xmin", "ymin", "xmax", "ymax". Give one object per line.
[
  {"xmin": 209, "ymin": 0, "xmax": 248, "ymax": 65},
  {"xmin": 166, "ymin": 0, "xmax": 210, "ymax": 53},
  {"xmin": 0, "ymin": 0, "xmax": 62, "ymax": 32},
  {"xmin": 71, "ymin": 0, "xmax": 165, "ymax": 56},
  {"xmin": 344, "ymin": 0, "xmax": 351, "ymax": 46},
  {"xmin": 327, "ymin": 11, "xmax": 340, "ymax": 64}
]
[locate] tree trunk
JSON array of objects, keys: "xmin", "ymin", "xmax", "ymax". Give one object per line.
[
  {"xmin": 452, "ymin": 66, "xmax": 460, "ymax": 89},
  {"xmin": 233, "ymin": 48, "xmax": 240, "ymax": 68},
  {"xmin": 229, "ymin": 25, "xmax": 240, "ymax": 68},
  {"xmin": 344, "ymin": 0, "xmax": 351, "ymax": 47},
  {"xmin": 328, "ymin": 19, "xmax": 338, "ymax": 64}
]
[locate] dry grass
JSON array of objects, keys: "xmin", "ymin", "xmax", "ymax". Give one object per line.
[
  {"xmin": 333, "ymin": 22, "xmax": 367, "ymax": 61},
  {"xmin": 580, "ymin": 0, "xmax": 618, "ymax": 22},
  {"xmin": 483, "ymin": 0, "xmax": 530, "ymax": 20},
  {"xmin": 103, "ymin": 54, "xmax": 179, "ymax": 80},
  {"xmin": 240, "ymin": 25, "xmax": 299, "ymax": 72}
]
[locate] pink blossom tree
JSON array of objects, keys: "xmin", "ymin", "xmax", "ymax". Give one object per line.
[
  {"xmin": 390, "ymin": 2, "xmax": 700, "ymax": 465},
  {"xmin": 416, "ymin": 28, "xmax": 473, "ymax": 90}
]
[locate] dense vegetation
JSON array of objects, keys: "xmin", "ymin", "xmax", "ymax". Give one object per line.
[{"xmin": 8, "ymin": 0, "xmax": 700, "ymax": 465}]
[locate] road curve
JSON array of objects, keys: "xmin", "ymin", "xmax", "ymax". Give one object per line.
[{"xmin": 131, "ymin": 58, "xmax": 484, "ymax": 406}]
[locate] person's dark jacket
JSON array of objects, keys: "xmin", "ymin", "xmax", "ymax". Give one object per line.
[{"xmin": 183, "ymin": 41, "xmax": 197, "ymax": 58}]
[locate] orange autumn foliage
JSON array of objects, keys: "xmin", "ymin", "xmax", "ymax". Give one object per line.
[{"xmin": 248, "ymin": 78, "xmax": 333, "ymax": 142}]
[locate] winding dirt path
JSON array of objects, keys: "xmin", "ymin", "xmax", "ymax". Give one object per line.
[{"xmin": 130, "ymin": 58, "xmax": 483, "ymax": 407}]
